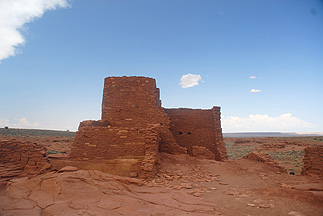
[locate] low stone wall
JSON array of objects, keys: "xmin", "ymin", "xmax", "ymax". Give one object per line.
[
  {"xmin": 243, "ymin": 152, "xmax": 286, "ymax": 173},
  {"xmin": 70, "ymin": 123, "xmax": 160, "ymax": 178},
  {"xmin": 302, "ymin": 146, "xmax": 323, "ymax": 176},
  {"xmin": 0, "ymin": 139, "xmax": 51, "ymax": 182}
]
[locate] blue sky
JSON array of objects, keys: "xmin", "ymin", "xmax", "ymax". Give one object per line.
[{"xmin": 0, "ymin": 0, "xmax": 322, "ymax": 133}]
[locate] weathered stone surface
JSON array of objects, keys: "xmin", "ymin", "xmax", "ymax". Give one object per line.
[
  {"xmin": 1, "ymin": 169, "xmax": 218, "ymax": 215},
  {"xmin": 3, "ymin": 198, "xmax": 35, "ymax": 210},
  {"xmin": 6, "ymin": 183, "xmax": 31, "ymax": 199},
  {"xmin": 1, "ymin": 207, "xmax": 42, "ymax": 216},
  {"xmin": 0, "ymin": 140, "xmax": 51, "ymax": 182},
  {"xmin": 28, "ymin": 189, "xmax": 54, "ymax": 209},
  {"xmin": 302, "ymin": 146, "xmax": 323, "ymax": 176},
  {"xmin": 0, "ymin": 195, "xmax": 14, "ymax": 210},
  {"xmin": 288, "ymin": 211, "xmax": 307, "ymax": 216},
  {"xmin": 40, "ymin": 178, "xmax": 61, "ymax": 196},
  {"xmin": 58, "ymin": 166, "xmax": 78, "ymax": 172},
  {"xmin": 96, "ymin": 199, "xmax": 122, "ymax": 210}
]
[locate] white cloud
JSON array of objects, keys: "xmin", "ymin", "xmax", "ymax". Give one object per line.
[
  {"xmin": 250, "ymin": 89, "xmax": 261, "ymax": 93},
  {"xmin": 0, "ymin": 117, "xmax": 40, "ymax": 129},
  {"xmin": 249, "ymin": 76, "xmax": 256, "ymax": 79},
  {"xmin": 0, "ymin": 0, "xmax": 70, "ymax": 62},
  {"xmin": 179, "ymin": 73, "xmax": 203, "ymax": 88},
  {"xmin": 222, "ymin": 113, "xmax": 314, "ymax": 132}
]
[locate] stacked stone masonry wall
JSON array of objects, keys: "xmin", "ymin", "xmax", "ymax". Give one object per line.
[
  {"xmin": 101, "ymin": 76, "xmax": 185, "ymax": 154},
  {"xmin": 165, "ymin": 107, "xmax": 227, "ymax": 161},
  {"xmin": 0, "ymin": 140, "xmax": 51, "ymax": 182},
  {"xmin": 70, "ymin": 121, "xmax": 160, "ymax": 178},
  {"xmin": 211, "ymin": 107, "xmax": 228, "ymax": 160},
  {"xmin": 302, "ymin": 146, "xmax": 323, "ymax": 176},
  {"xmin": 102, "ymin": 77, "xmax": 162, "ymax": 127},
  {"xmin": 141, "ymin": 126, "xmax": 160, "ymax": 178},
  {"xmin": 71, "ymin": 123, "xmax": 158, "ymax": 160},
  {"xmin": 243, "ymin": 152, "xmax": 286, "ymax": 173}
]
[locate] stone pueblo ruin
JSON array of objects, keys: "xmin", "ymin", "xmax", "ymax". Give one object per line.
[{"xmin": 70, "ymin": 76, "xmax": 227, "ymax": 178}]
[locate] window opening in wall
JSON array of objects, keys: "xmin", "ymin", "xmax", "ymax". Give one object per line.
[
  {"xmin": 187, "ymin": 132, "xmax": 191, "ymax": 135},
  {"xmin": 178, "ymin": 131, "xmax": 183, "ymax": 135}
]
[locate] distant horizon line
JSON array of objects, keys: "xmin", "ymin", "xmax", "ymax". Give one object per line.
[{"xmin": 1, "ymin": 127, "xmax": 322, "ymax": 135}]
